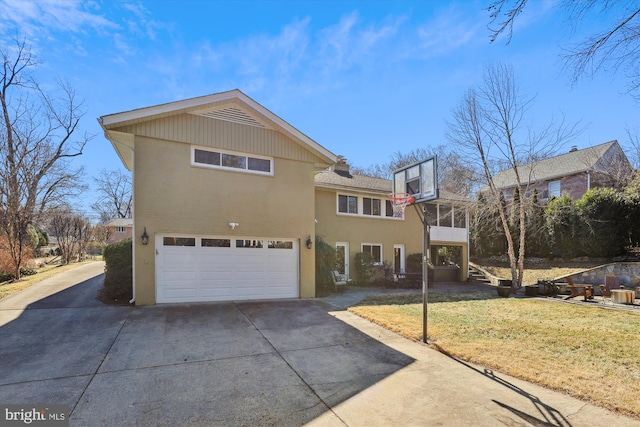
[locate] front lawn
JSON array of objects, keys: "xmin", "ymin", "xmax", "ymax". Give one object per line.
[{"xmin": 349, "ymin": 292, "xmax": 640, "ymax": 419}]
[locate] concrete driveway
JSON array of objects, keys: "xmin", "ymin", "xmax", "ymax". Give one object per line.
[{"xmin": 0, "ymin": 263, "xmax": 636, "ymax": 426}]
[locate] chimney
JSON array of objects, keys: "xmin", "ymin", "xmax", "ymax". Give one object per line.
[
  {"xmin": 569, "ymin": 146, "xmax": 578, "ymax": 152},
  {"xmin": 331, "ymin": 155, "xmax": 351, "ymax": 177}
]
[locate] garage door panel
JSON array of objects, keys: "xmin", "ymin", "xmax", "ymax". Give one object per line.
[{"xmin": 156, "ymin": 236, "xmax": 298, "ymax": 303}]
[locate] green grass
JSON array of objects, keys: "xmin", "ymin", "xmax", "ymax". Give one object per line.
[{"xmin": 349, "ymin": 292, "xmax": 640, "ymax": 419}]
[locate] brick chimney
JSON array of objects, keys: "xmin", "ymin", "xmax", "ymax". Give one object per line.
[{"xmin": 331, "ymin": 155, "xmax": 352, "ymax": 177}]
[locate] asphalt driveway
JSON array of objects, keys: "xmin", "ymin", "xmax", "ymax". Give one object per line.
[{"xmin": 0, "ymin": 263, "xmax": 636, "ymax": 426}]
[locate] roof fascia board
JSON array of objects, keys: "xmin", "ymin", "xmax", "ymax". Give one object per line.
[{"xmin": 106, "ymin": 130, "xmax": 135, "ymax": 171}]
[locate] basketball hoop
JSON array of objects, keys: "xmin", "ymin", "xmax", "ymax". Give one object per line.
[{"xmin": 388, "ymin": 193, "xmax": 415, "ymax": 218}]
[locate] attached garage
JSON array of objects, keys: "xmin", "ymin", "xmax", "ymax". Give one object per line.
[{"xmin": 155, "ymin": 235, "xmax": 299, "ymax": 303}]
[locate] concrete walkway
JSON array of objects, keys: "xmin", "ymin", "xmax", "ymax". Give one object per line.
[{"xmin": 0, "ymin": 268, "xmax": 637, "ymax": 426}]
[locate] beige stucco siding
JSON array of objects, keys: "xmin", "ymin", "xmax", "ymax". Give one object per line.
[
  {"xmin": 315, "ymin": 188, "xmax": 468, "ymax": 281},
  {"xmin": 113, "ymin": 114, "xmax": 326, "ymax": 166},
  {"xmin": 134, "ymin": 136, "xmax": 316, "ymax": 305}
]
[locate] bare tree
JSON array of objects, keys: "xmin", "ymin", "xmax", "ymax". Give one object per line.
[
  {"xmin": 93, "ymin": 224, "xmax": 114, "ymax": 250},
  {"xmin": 91, "ymin": 169, "xmax": 132, "ymax": 223},
  {"xmin": 0, "ymin": 35, "xmax": 89, "ymax": 279},
  {"xmin": 487, "ymin": 1, "xmax": 640, "ymax": 99},
  {"xmin": 48, "ymin": 207, "xmax": 91, "ymax": 265},
  {"xmin": 351, "ymin": 145, "xmax": 478, "ymax": 197},
  {"xmin": 447, "ymin": 62, "xmax": 579, "ymax": 289}
]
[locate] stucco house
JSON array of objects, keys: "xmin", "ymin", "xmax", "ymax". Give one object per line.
[
  {"xmin": 99, "ymin": 90, "xmax": 470, "ymax": 305},
  {"xmin": 492, "ymin": 141, "xmax": 633, "ymax": 201},
  {"xmin": 103, "ymin": 218, "xmax": 133, "ymax": 244}
]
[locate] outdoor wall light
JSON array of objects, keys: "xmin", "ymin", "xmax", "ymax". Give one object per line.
[
  {"xmin": 229, "ymin": 222, "xmax": 239, "ymax": 230},
  {"xmin": 141, "ymin": 227, "xmax": 149, "ymax": 245},
  {"xmin": 306, "ymin": 236, "xmax": 313, "ymax": 249}
]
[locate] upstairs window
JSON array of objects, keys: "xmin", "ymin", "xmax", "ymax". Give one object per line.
[
  {"xmin": 548, "ymin": 180, "xmax": 561, "ymax": 198},
  {"xmin": 338, "ymin": 195, "xmax": 358, "ymax": 214},
  {"xmin": 363, "ymin": 198, "xmax": 381, "ymax": 216},
  {"xmin": 192, "ymin": 147, "xmax": 273, "ymax": 175}
]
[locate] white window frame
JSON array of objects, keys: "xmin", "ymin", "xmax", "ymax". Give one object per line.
[
  {"xmin": 548, "ymin": 180, "xmax": 561, "ymax": 198},
  {"xmin": 363, "ymin": 197, "xmax": 382, "ymax": 216},
  {"xmin": 191, "ymin": 146, "xmax": 274, "ymax": 176},
  {"xmin": 362, "ymin": 243, "xmax": 383, "ymax": 265},
  {"xmin": 337, "ymin": 194, "xmax": 401, "ymax": 219},
  {"xmin": 115, "ymin": 227, "xmax": 127, "ymax": 233}
]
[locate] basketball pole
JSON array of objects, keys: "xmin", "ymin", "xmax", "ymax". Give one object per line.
[{"xmin": 413, "ymin": 203, "xmax": 430, "ymax": 344}]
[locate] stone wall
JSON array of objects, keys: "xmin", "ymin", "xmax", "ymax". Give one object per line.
[{"xmin": 564, "ymin": 262, "xmax": 640, "ymax": 286}]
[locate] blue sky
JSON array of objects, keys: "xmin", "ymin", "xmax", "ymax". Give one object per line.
[{"xmin": 1, "ymin": 0, "xmax": 639, "ymax": 219}]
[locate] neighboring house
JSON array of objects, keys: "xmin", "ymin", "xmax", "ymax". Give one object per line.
[
  {"xmin": 315, "ymin": 160, "xmax": 471, "ymax": 283},
  {"xmin": 492, "ymin": 141, "xmax": 633, "ymax": 201},
  {"xmin": 99, "ymin": 90, "xmax": 470, "ymax": 305},
  {"xmin": 104, "ymin": 218, "xmax": 133, "ymax": 244}
]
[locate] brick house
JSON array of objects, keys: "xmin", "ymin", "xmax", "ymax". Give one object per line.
[
  {"xmin": 104, "ymin": 218, "xmax": 133, "ymax": 244},
  {"xmin": 492, "ymin": 141, "xmax": 633, "ymax": 201}
]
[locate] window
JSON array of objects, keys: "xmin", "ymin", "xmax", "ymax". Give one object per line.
[
  {"xmin": 163, "ymin": 237, "xmax": 196, "ymax": 246},
  {"xmin": 425, "ymin": 204, "xmax": 437, "ymax": 226},
  {"xmin": 192, "ymin": 147, "xmax": 273, "ymax": 175},
  {"xmin": 549, "ymin": 180, "xmax": 561, "ymax": 198},
  {"xmin": 236, "ymin": 240, "xmax": 263, "ymax": 248},
  {"xmin": 439, "ymin": 205, "xmax": 452, "ymax": 227},
  {"xmin": 202, "ymin": 238, "xmax": 231, "ymax": 247},
  {"xmin": 362, "ymin": 244, "xmax": 382, "ymax": 264},
  {"xmin": 385, "ymin": 200, "xmax": 394, "ymax": 217},
  {"xmin": 363, "ymin": 198, "xmax": 381, "ymax": 216},
  {"xmin": 268, "ymin": 241, "xmax": 293, "ymax": 249},
  {"xmin": 115, "ymin": 227, "xmax": 126, "ymax": 233},
  {"xmin": 454, "ymin": 207, "xmax": 466, "ymax": 229},
  {"xmin": 338, "ymin": 195, "xmax": 358, "ymax": 214}
]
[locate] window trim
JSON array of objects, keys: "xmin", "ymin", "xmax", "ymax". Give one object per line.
[
  {"xmin": 191, "ymin": 146, "xmax": 274, "ymax": 176},
  {"xmin": 548, "ymin": 180, "xmax": 561, "ymax": 198},
  {"xmin": 361, "ymin": 243, "xmax": 383, "ymax": 265}
]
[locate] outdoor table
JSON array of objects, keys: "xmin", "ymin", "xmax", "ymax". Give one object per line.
[{"xmin": 611, "ymin": 289, "xmax": 635, "ymax": 304}]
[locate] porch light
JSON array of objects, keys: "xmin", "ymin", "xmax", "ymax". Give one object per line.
[
  {"xmin": 141, "ymin": 227, "xmax": 149, "ymax": 245},
  {"xmin": 306, "ymin": 236, "xmax": 312, "ymax": 249}
]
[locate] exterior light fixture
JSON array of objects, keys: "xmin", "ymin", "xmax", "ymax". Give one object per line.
[
  {"xmin": 306, "ymin": 236, "xmax": 312, "ymax": 249},
  {"xmin": 141, "ymin": 227, "xmax": 149, "ymax": 245},
  {"xmin": 229, "ymin": 222, "xmax": 239, "ymax": 230}
]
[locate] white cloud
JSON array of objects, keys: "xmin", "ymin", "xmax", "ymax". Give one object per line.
[{"xmin": 414, "ymin": 6, "xmax": 484, "ymax": 58}]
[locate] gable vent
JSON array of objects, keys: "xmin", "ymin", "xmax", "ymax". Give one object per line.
[{"xmin": 191, "ymin": 107, "xmax": 267, "ymax": 128}]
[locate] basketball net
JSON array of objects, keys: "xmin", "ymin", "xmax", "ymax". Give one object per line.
[{"xmin": 388, "ymin": 193, "xmax": 415, "ymax": 218}]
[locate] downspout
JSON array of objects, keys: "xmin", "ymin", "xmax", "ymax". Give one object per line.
[
  {"xmin": 129, "ymin": 148, "xmax": 136, "ymax": 305},
  {"xmin": 587, "ymin": 172, "xmax": 591, "ymax": 190}
]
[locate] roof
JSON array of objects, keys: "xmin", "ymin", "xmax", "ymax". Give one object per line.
[
  {"xmin": 98, "ymin": 89, "xmax": 337, "ymax": 170},
  {"xmin": 491, "ymin": 141, "xmax": 624, "ymax": 188},
  {"xmin": 314, "ymin": 169, "xmax": 471, "ymax": 203},
  {"xmin": 104, "ymin": 218, "xmax": 133, "ymax": 227}
]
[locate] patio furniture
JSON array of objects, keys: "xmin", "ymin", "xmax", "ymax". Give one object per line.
[
  {"xmin": 332, "ymin": 270, "xmax": 350, "ymax": 292},
  {"xmin": 611, "ymin": 289, "xmax": 635, "ymax": 304},
  {"xmin": 565, "ymin": 277, "xmax": 594, "ymax": 301}
]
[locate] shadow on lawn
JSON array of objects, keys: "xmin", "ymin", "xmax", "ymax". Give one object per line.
[{"xmin": 433, "ymin": 346, "xmax": 572, "ymax": 427}]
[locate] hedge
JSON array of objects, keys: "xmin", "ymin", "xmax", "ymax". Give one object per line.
[{"xmin": 103, "ymin": 238, "xmax": 132, "ymax": 299}]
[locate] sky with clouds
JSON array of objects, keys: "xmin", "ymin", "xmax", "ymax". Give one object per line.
[{"xmin": 1, "ymin": 0, "xmax": 639, "ymax": 218}]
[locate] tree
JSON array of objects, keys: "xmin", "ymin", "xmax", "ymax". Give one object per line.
[
  {"xmin": 487, "ymin": 1, "xmax": 640, "ymax": 100},
  {"xmin": 0, "ymin": 36, "xmax": 89, "ymax": 279},
  {"xmin": 48, "ymin": 207, "xmax": 92, "ymax": 265},
  {"xmin": 91, "ymin": 169, "xmax": 132, "ymax": 223},
  {"xmin": 447, "ymin": 62, "xmax": 578, "ymax": 289},
  {"xmin": 351, "ymin": 145, "xmax": 478, "ymax": 197}
]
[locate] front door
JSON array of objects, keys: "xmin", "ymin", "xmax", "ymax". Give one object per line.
[
  {"xmin": 336, "ymin": 242, "xmax": 349, "ymax": 278},
  {"xmin": 394, "ymin": 244, "xmax": 405, "ymax": 273}
]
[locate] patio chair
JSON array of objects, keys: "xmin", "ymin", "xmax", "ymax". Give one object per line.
[
  {"xmin": 565, "ymin": 277, "xmax": 594, "ymax": 301},
  {"xmin": 332, "ymin": 270, "xmax": 350, "ymax": 292}
]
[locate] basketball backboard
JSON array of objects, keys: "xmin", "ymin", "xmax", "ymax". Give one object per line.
[{"xmin": 392, "ymin": 156, "xmax": 438, "ymax": 204}]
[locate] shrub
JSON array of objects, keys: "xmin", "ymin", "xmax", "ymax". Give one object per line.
[
  {"xmin": 577, "ymin": 188, "xmax": 628, "ymax": 257},
  {"xmin": 102, "ymin": 238, "xmax": 132, "ymax": 300},
  {"xmin": 406, "ymin": 253, "xmax": 422, "ymax": 272},
  {"xmin": 353, "ymin": 252, "xmax": 374, "ymax": 284},
  {"xmin": 314, "ymin": 235, "xmax": 336, "ymax": 296}
]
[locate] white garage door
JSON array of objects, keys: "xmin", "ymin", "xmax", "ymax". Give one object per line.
[{"xmin": 156, "ymin": 236, "xmax": 299, "ymax": 303}]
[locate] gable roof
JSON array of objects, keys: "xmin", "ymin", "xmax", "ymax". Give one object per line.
[
  {"xmin": 314, "ymin": 169, "xmax": 471, "ymax": 203},
  {"xmin": 104, "ymin": 218, "xmax": 133, "ymax": 228},
  {"xmin": 98, "ymin": 89, "xmax": 337, "ymax": 170},
  {"xmin": 491, "ymin": 141, "xmax": 626, "ymax": 189}
]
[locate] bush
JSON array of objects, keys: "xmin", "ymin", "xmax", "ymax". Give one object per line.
[
  {"xmin": 102, "ymin": 238, "xmax": 132, "ymax": 300},
  {"xmin": 406, "ymin": 253, "xmax": 423, "ymax": 272},
  {"xmin": 353, "ymin": 252, "xmax": 374, "ymax": 284},
  {"xmin": 314, "ymin": 235, "xmax": 336, "ymax": 296}
]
